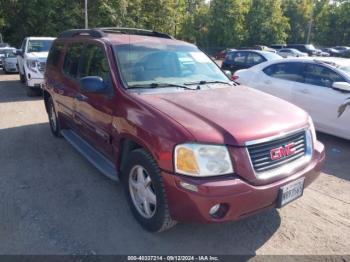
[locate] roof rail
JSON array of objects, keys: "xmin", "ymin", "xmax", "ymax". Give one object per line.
[
  {"xmin": 58, "ymin": 29, "xmax": 105, "ymax": 38},
  {"xmin": 96, "ymin": 27, "xmax": 174, "ymax": 39}
]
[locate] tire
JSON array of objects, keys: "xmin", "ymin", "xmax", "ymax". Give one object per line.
[
  {"xmin": 123, "ymin": 149, "xmax": 176, "ymax": 232},
  {"xmin": 26, "ymin": 86, "xmax": 38, "ymax": 97},
  {"xmin": 19, "ymin": 72, "xmax": 25, "ymax": 83},
  {"xmin": 47, "ymin": 96, "xmax": 62, "ymax": 137}
]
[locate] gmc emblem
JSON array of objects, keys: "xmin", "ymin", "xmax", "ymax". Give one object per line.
[{"xmin": 270, "ymin": 143, "xmax": 296, "ymax": 160}]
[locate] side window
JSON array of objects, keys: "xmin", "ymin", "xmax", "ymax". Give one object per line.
[
  {"xmin": 263, "ymin": 62, "xmax": 305, "ymax": 83},
  {"xmin": 80, "ymin": 44, "xmax": 111, "ymax": 89},
  {"xmin": 303, "ymin": 64, "xmax": 345, "ymax": 88},
  {"xmin": 246, "ymin": 52, "xmax": 265, "ymax": 66},
  {"xmin": 47, "ymin": 42, "xmax": 64, "ymax": 68},
  {"xmin": 232, "ymin": 52, "xmax": 246, "ymax": 64},
  {"xmin": 63, "ymin": 43, "xmax": 84, "ymax": 79}
]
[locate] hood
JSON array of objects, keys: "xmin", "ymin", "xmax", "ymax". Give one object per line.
[
  {"xmin": 26, "ymin": 52, "xmax": 49, "ymax": 60},
  {"xmin": 135, "ymin": 86, "xmax": 309, "ymax": 146}
]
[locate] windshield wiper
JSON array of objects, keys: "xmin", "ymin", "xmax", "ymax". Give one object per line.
[
  {"xmin": 184, "ymin": 80, "xmax": 233, "ymax": 86},
  {"xmin": 128, "ymin": 82, "xmax": 196, "ymax": 90}
]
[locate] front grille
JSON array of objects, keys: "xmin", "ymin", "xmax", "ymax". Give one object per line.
[
  {"xmin": 247, "ymin": 131, "xmax": 306, "ymax": 173},
  {"xmin": 38, "ymin": 62, "xmax": 46, "ymax": 72}
]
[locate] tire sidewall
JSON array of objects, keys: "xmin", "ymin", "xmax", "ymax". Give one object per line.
[
  {"xmin": 123, "ymin": 150, "xmax": 168, "ymax": 232},
  {"xmin": 48, "ymin": 97, "xmax": 60, "ymax": 137}
]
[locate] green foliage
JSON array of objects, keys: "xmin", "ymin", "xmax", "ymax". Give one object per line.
[
  {"xmin": 0, "ymin": 0, "xmax": 349, "ymax": 49},
  {"xmin": 246, "ymin": 0, "xmax": 289, "ymax": 45}
]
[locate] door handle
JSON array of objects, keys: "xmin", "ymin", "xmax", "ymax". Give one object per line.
[{"xmin": 75, "ymin": 93, "xmax": 87, "ymax": 101}]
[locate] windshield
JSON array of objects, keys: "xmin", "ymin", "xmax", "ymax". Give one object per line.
[
  {"xmin": 5, "ymin": 51, "xmax": 16, "ymax": 58},
  {"xmin": 262, "ymin": 52, "xmax": 282, "ymax": 60},
  {"xmin": 339, "ymin": 66, "xmax": 350, "ymax": 75},
  {"xmin": 27, "ymin": 40, "xmax": 53, "ymax": 53},
  {"xmin": 306, "ymin": 44, "xmax": 316, "ymax": 50},
  {"xmin": 113, "ymin": 43, "xmax": 229, "ymax": 88}
]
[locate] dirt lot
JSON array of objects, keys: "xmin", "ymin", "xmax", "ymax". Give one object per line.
[{"xmin": 0, "ymin": 71, "xmax": 349, "ymax": 255}]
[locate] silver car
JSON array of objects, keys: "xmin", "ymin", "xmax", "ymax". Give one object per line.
[{"xmin": 2, "ymin": 49, "xmax": 18, "ymax": 73}]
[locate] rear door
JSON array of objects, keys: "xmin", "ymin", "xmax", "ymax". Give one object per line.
[
  {"xmin": 58, "ymin": 42, "xmax": 85, "ymax": 129},
  {"xmin": 258, "ymin": 62, "xmax": 304, "ymax": 101},
  {"xmin": 291, "ymin": 63, "xmax": 350, "ymax": 137},
  {"xmin": 74, "ymin": 42, "xmax": 115, "ymax": 159}
]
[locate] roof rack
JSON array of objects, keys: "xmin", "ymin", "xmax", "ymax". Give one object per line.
[
  {"xmin": 58, "ymin": 29, "xmax": 105, "ymax": 38},
  {"xmin": 58, "ymin": 27, "xmax": 174, "ymax": 39},
  {"xmin": 97, "ymin": 27, "xmax": 174, "ymax": 39}
]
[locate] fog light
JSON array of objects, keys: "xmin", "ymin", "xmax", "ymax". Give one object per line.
[
  {"xmin": 209, "ymin": 204, "xmax": 221, "ymax": 215},
  {"xmin": 209, "ymin": 203, "xmax": 229, "ymax": 219}
]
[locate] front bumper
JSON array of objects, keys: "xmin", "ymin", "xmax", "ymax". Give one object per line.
[
  {"xmin": 4, "ymin": 64, "xmax": 18, "ymax": 72},
  {"xmin": 162, "ymin": 140, "xmax": 325, "ymax": 223},
  {"xmin": 27, "ymin": 76, "xmax": 44, "ymax": 88}
]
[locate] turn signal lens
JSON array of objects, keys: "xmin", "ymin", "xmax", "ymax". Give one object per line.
[
  {"xmin": 175, "ymin": 147, "xmax": 199, "ymax": 175},
  {"xmin": 174, "ymin": 144, "xmax": 234, "ymax": 177}
]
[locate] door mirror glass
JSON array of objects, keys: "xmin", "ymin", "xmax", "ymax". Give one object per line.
[
  {"xmin": 223, "ymin": 70, "xmax": 232, "ymax": 78},
  {"xmin": 80, "ymin": 76, "xmax": 107, "ymax": 93},
  {"xmin": 332, "ymin": 82, "xmax": 350, "ymax": 92}
]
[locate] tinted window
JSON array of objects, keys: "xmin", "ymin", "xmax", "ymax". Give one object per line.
[
  {"xmin": 47, "ymin": 42, "xmax": 64, "ymax": 68},
  {"xmin": 246, "ymin": 52, "xmax": 264, "ymax": 66},
  {"xmin": 80, "ymin": 44, "xmax": 111, "ymax": 88},
  {"xmin": 63, "ymin": 43, "xmax": 84, "ymax": 78},
  {"xmin": 303, "ymin": 64, "xmax": 345, "ymax": 87},
  {"xmin": 233, "ymin": 52, "xmax": 246, "ymax": 64},
  {"xmin": 263, "ymin": 62, "xmax": 305, "ymax": 83}
]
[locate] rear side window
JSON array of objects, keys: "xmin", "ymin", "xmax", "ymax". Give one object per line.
[
  {"xmin": 232, "ymin": 52, "xmax": 247, "ymax": 64},
  {"xmin": 80, "ymin": 44, "xmax": 112, "ymax": 89},
  {"xmin": 47, "ymin": 42, "xmax": 64, "ymax": 68},
  {"xmin": 263, "ymin": 62, "xmax": 305, "ymax": 83},
  {"xmin": 63, "ymin": 43, "xmax": 84, "ymax": 78},
  {"xmin": 246, "ymin": 52, "xmax": 265, "ymax": 66}
]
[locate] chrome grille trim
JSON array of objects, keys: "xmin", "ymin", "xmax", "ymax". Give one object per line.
[
  {"xmin": 38, "ymin": 61, "xmax": 46, "ymax": 72},
  {"xmin": 245, "ymin": 128, "xmax": 313, "ymax": 180}
]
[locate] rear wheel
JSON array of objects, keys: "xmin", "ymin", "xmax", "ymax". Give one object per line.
[
  {"xmin": 123, "ymin": 149, "xmax": 176, "ymax": 232},
  {"xmin": 47, "ymin": 96, "xmax": 61, "ymax": 137}
]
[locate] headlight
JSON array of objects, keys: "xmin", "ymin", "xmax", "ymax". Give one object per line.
[
  {"xmin": 26, "ymin": 59, "xmax": 38, "ymax": 71},
  {"xmin": 308, "ymin": 116, "xmax": 317, "ymax": 144},
  {"xmin": 174, "ymin": 143, "xmax": 234, "ymax": 177}
]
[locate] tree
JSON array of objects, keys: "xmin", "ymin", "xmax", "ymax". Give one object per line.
[
  {"xmin": 208, "ymin": 0, "xmax": 250, "ymax": 49},
  {"xmin": 246, "ymin": 0, "xmax": 289, "ymax": 45},
  {"xmin": 282, "ymin": 0, "xmax": 313, "ymax": 43}
]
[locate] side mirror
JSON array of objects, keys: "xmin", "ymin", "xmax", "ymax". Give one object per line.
[
  {"xmin": 223, "ymin": 70, "xmax": 232, "ymax": 78},
  {"xmin": 15, "ymin": 49, "xmax": 22, "ymax": 56},
  {"xmin": 332, "ymin": 82, "xmax": 350, "ymax": 92},
  {"xmin": 80, "ymin": 76, "xmax": 107, "ymax": 93}
]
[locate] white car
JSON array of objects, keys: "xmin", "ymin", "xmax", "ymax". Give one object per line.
[
  {"xmin": 234, "ymin": 57, "xmax": 350, "ymax": 140},
  {"xmin": 16, "ymin": 37, "xmax": 55, "ymax": 96},
  {"xmin": 277, "ymin": 48, "xmax": 308, "ymax": 58}
]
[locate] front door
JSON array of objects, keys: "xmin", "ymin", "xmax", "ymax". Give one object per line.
[
  {"xmin": 74, "ymin": 43, "xmax": 115, "ymax": 160},
  {"xmin": 291, "ymin": 63, "xmax": 350, "ymax": 138}
]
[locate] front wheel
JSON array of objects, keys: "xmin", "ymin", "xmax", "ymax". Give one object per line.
[{"xmin": 123, "ymin": 149, "xmax": 176, "ymax": 232}]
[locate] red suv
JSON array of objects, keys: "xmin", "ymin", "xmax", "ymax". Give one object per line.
[{"xmin": 43, "ymin": 28, "xmax": 325, "ymax": 232}]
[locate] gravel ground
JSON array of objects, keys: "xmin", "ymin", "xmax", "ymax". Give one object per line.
[{"xmin": 0, "ymin": 71, "xmax": 349, "ymax": 256}]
